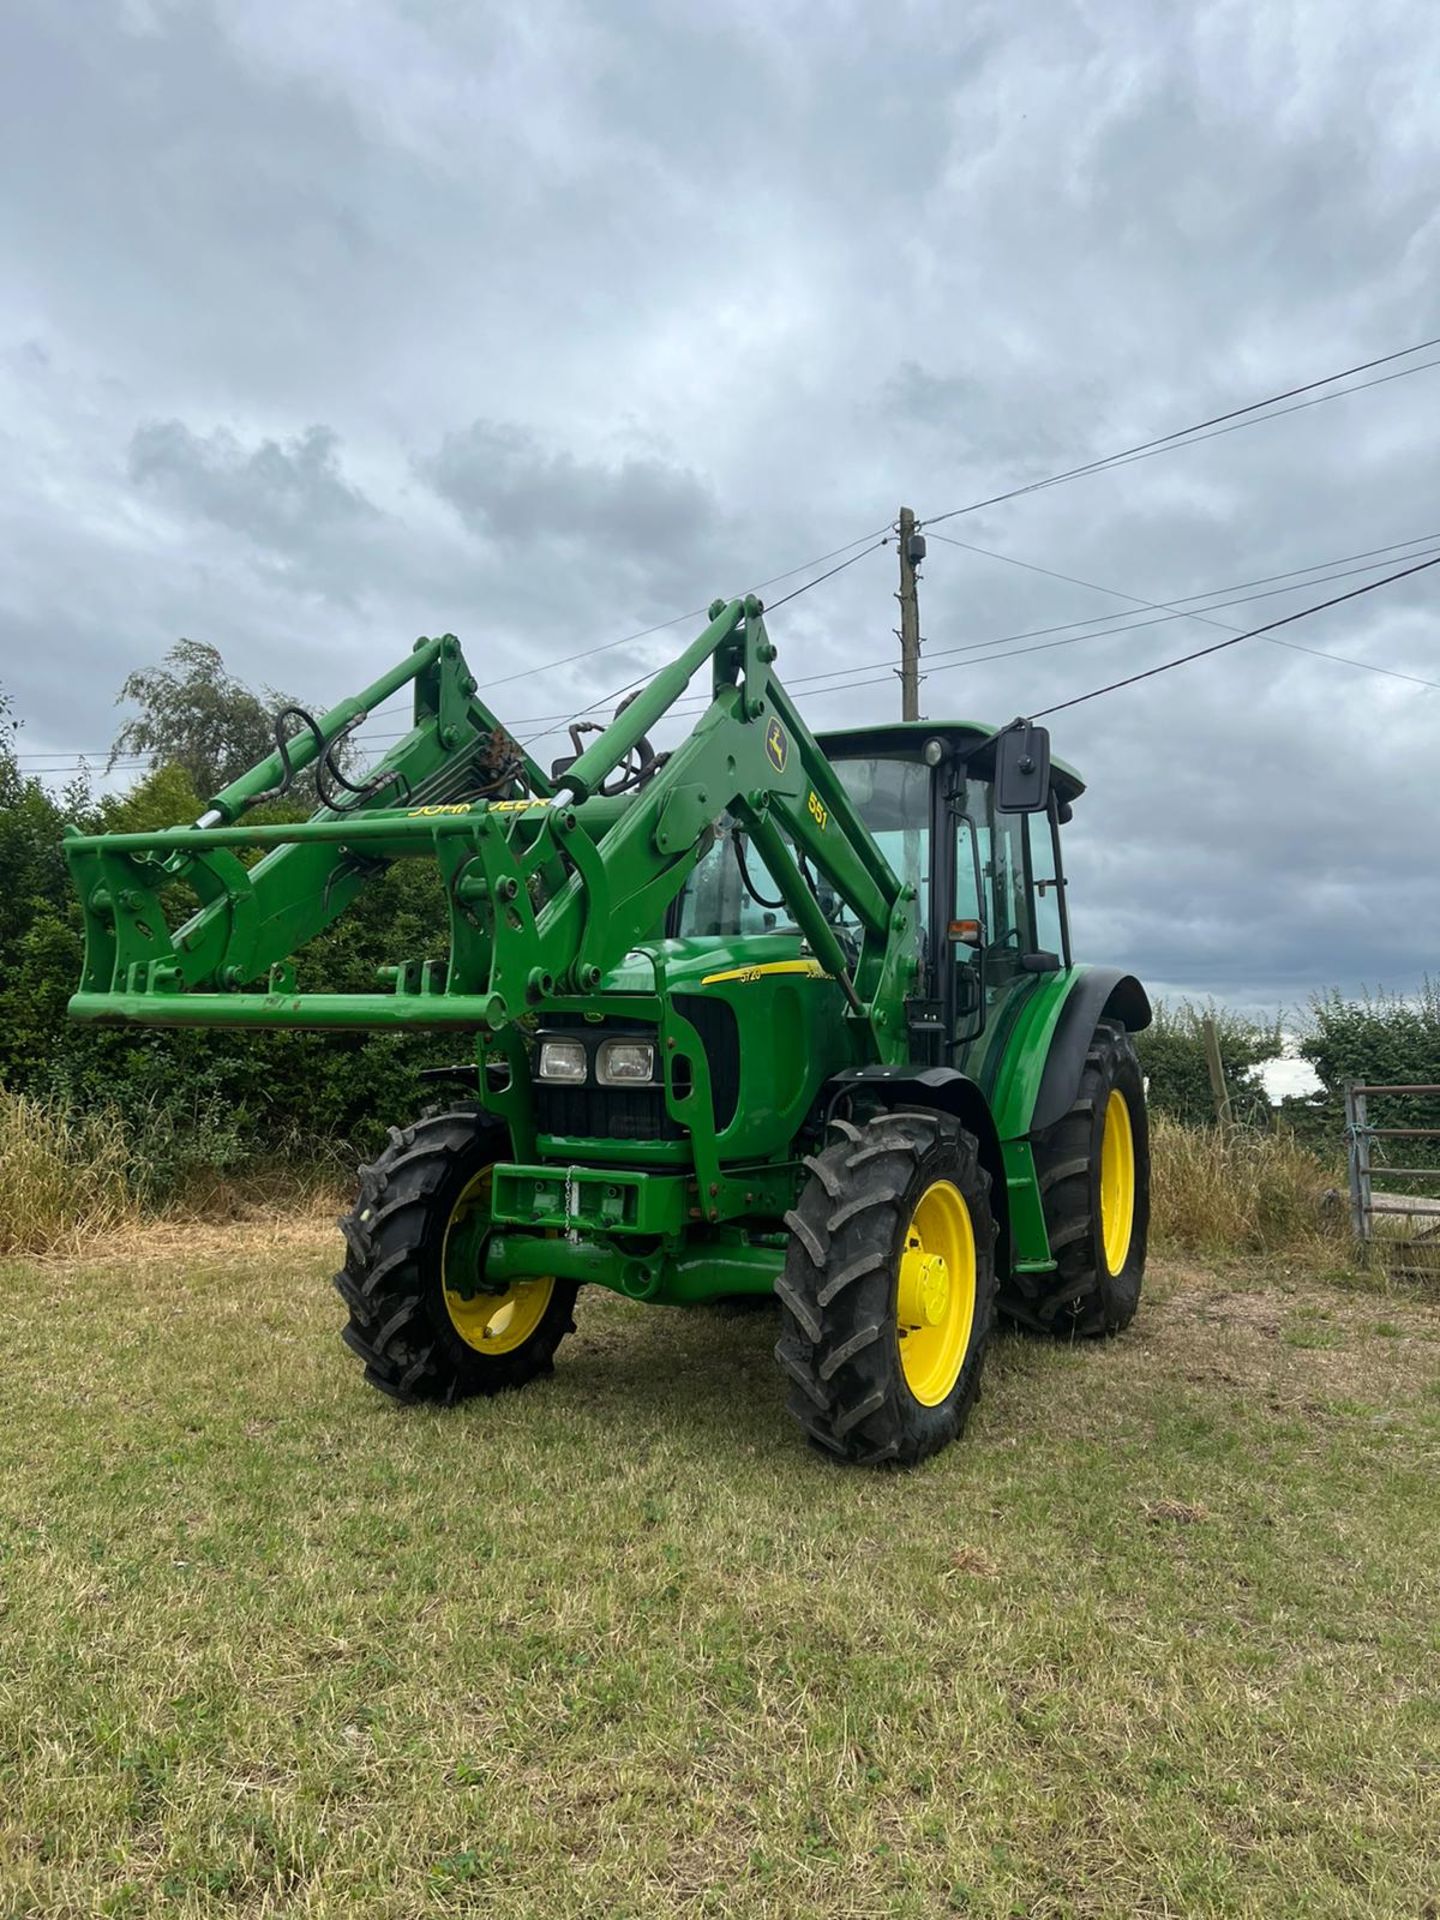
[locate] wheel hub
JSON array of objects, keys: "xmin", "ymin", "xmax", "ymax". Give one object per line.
[
  {"xmin": 895, "ymin": 1179, "xmax": 978, "ymax": 1408},
  {"xmin": 1099, "ymin": 1087, "xmax": 1137, "ymax": 1276},
  {"xmin": 899, "ymin": 1238, "xmax": 951, "ymax": 1328},
  {"xmin": 443, "ymin": 1167, "xmax": 556, "ymax": 1354}
]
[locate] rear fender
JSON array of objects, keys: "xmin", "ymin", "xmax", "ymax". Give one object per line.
[{"xmin": 1028, "ymin": 967, "xmax": 1151, "ymax": 1136}]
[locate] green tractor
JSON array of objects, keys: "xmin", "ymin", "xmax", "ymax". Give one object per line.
[{"xmin": 64, "ymin": 595, "xmax": 1150, "ymax": 1465}]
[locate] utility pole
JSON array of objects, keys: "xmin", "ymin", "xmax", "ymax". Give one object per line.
[{"xmin": 896, "ymin": 505, "xmax": 923, "ymax": 721}]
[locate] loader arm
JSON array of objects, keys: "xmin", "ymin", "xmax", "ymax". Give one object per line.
[
  {"xmin": 64, "ymin": 596, "xmax": 916, "ymax": 1058},
  {"xmin": 65, "ymin": 633, "xmax": 552, "ymax": 1006}
]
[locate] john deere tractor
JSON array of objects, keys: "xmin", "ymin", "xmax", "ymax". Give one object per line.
[{"xmin": 64, "ymin": 595, "xmax": 1150, "ymax": 1465}]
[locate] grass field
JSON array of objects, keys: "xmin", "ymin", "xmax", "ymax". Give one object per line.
[{"xmin": 2, "ymin": 1221, "xmax": 1438, "ymax": 1918}]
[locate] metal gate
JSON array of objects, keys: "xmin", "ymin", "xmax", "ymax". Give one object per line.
[{"xmin": 1344, "ymin": 1081, "xmax": 1440, "ymax": 1273}]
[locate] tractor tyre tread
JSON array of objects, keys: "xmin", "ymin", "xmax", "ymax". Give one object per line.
[
  {"xmin": 332, "ymin": 1105, "xmax": 577, "ymax": 1404},
  {"xmin": 1004, "ymin": 1019, "xmax": 1149, "ymax": 1340},
  {"xmin": 774, "ymin": 1110, "xmax": 996, "ymax": 1467}
]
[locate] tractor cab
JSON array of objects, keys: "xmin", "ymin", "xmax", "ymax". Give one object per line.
[{"xmin": 676, "ymin": 719, "xmax": 1085, "ymax": 1086}]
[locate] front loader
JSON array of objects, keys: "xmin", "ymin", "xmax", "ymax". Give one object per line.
[{"xmin": 63, "ymin": 595, "xmax": 1150, "ymax": 1465}]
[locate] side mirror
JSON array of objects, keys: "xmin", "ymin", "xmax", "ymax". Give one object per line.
[{"xmin": 994, "ymin": 720, "xmax": 1051, "ymax": 814}]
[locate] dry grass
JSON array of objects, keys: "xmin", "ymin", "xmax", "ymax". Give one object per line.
[
  {"xmin": 2, "ymin": 1220, "xmax": 1438, "ymax": 1918},
  {"xmin": 159, "ymin": 1158, "xmax": 349, "ymax": 1230},
  {"xmin": 0, "ymin": 1087, "xmax": 349, "ymax": 1261},
  {"xmin": 3, "ymin": 1097, "xmax": 1352, "ymax": 1271},
  {"xmin": 0, "ymin": 1089, "xmax": 140, "ymax": 1256},
  {"xmin": 1150, "ymin": 1114, "xmax": 1345, "ymax": 1259}
]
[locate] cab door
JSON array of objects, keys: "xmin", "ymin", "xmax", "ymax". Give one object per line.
[{"xmin": 948, "ymin": 777, "xmax": 1058, "ymax": 1096}]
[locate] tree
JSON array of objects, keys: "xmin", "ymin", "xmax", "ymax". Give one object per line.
[
  {"xmin": 0, "ymin": 686, "xmax": 96, "ymax": 1087},
  {"xmin": 109, "ymin": 639, "xmax": 297, "ymax": 800}
]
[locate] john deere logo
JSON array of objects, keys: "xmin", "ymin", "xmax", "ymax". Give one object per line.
[{"xmin": 765, "ymin": 718, "xmax": 789, "ymax": 772}]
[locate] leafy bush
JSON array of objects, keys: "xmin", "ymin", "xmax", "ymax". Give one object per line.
[
  {"xmin": 0, "ymin": 715, "xmax": 455, "ymax": 1185},
  {"xmin": 1294, "ymin": 981, "xmax": 1440, "ymax": 1182},
  {"xmin": 1302, "ymin": 983, "xmax": 1440, "ymax": 1110}
]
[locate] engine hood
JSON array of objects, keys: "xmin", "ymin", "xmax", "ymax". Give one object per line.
[{"xmin": 597, "ymin": 934, "xmax": 810, "ymax": 995}]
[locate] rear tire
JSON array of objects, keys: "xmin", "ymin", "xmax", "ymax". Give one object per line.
[
  {"xmin": 1007, "ymin": 1020, "xmax": 1149, "ymax": 1338},
  {"xmin": 775, "ymin": 1110, "xmax": 997, "ymax": 1466},
  {"xmin": 334, "ymin": 1106, "xmax": 578, "ymax": 1404}
]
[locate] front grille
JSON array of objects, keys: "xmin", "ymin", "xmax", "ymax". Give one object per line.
[
  {"xmin": 672, "ymin": 994, "xmax": 740, "ymax": 1132},
  {"xmin": 534, "ymin": 1079, "xmax": 684, "ymax": 1141}
]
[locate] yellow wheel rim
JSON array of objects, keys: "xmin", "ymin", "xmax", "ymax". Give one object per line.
[
  {"xmin": 896, "ymin": 1179, "xmax": 977, "ymax": 1407},
  {"xmin": 1099, "ymin": 1088, "xmax": 1136, "ymax": 1276},
  {"xmin": 441, "ymin": 1168, "xmax": 556, "ymax": 1355}
]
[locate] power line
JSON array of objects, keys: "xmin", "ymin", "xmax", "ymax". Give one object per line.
[
  {"xmin": 760, "ymin": 537, "xmax": 891, "ymax": 612},
  {"xmin": 896, "ymin": 542, "xmax": 1440, "ymax": 670},
  {"xmin": 1028, "ymin": 552, "xmax": 1440, "ymax": 720},
  {"xmin": 505, "ymin": 533, "xmax": 1440, "ymax": 738},
  {"xmin": 921, "ymin": 335, "xmax": 1440, "ymax": 528},
  {"xmin": 925, "ymin": 526, "xmax": 1440, "ymax": 604},
  {"xmin": 470, "ymin": 522, "xmax": 893, "ymax": 698},
  {"xmin": 13, "ymin": 526, "xmax": 895, "ymax": 771},
  {"xmin": 746, "ymin": 551, "xmax": 1440, "ymax": 717},
  {"xmin": 20, "ymin": 338, "xmax": 1440, "ymax": 771},
  {"xmin": 19, "ymin": 531, "xmax": 1437, "ymax": 771},
  {"xmin": 515, "ymin": 537, "xmax": 891, "ymax": 749},
  {"xmin": 742, "ymin": 537, "xmax": 1440, "ymax": 696},
  {"xmin": 1261, "ymin": 634, "xmax": 1440, "ymax": 692},
  {"xmin": 495, "ymin": 333, "xmax": 1440, "ymax": 738},
  {"xmin": 926, "ymin": 527, "xmax": 1440, "ymax": 692},
  {"xmin": 26, "ymin": 333, "xmax": 1440, "ymax": 768},
  {"xmin": 22, "ymin": 517, "xmax": 1439, "ymax": 770},
  {"xmin": 514, "ymin": 526, "xmax": 1440, "ymax": 725}
]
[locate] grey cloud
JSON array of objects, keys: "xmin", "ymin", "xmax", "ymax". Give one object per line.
[
  {"xmin": 422, "ymin": 422, "xmax": 719, "ymax": 553},
  {"xmin": 130, "ymin": 420, "xmax": 378, "ymax": 542},
  {"xmin": 125, "ymin": 418, "xmax": 387, "ymax": 610}
]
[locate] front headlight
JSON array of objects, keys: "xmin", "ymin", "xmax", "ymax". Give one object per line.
[
  {"xmin": 537, "ymin": 1038, "xmax": 587, "ymax": 1083},
  {"xmin": 596, "ymin": 1039, "xmax": 656, "ymax": 1086}
]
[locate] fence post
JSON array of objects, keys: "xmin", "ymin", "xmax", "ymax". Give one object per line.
[
  {"xmin": 1344, "ymin": 1081, "xmax": 1371, "ymax": 1245},
  {"xmin": 1201, "ymin": 1013, "xmax": 1234, "ymax": 1134}
]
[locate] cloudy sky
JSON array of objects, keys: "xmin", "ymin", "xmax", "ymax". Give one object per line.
[{"xmin": 2, "ymin": 0, "xmax": 1437, "ymax": 1013}]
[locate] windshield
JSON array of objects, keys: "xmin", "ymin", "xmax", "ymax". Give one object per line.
[
  {"xmin": 674, "ymin": 755, "xmax": 929, "ymax": 939},
  {"xmin": 831, "ymin": 755, "xmax": 930, "ymax": 910},
  {"xmin": 676, "ymin": 818, "xmax": 798, "ymax": 938}
]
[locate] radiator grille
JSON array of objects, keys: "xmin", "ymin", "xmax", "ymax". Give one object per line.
[{"xmin": 531, "ymin": 1000, "xmax": 741, "ymax": 1140}]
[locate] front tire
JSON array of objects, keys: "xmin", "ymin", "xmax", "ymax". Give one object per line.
[
  {"xmin": 775, "ymin": 1110, "xmax": 997, "ymax": 1466},
  {"xmin": 334, "ymin": 1107, "xmax": 578, "ymax": 1404},
  {"xmin": 1007, "ymin": 1020, "xmax": 1149, "ymax": 1338}
]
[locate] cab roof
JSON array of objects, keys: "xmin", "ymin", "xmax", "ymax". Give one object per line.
[{"xmin": 814, "ymin": 719, "xmax": 1086, "ymax": 802}]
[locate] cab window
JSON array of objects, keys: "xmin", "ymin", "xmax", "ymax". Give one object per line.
[
  {"xmin": 1030, "ymin": 801, "xmax": 1066, "ymax": 961},
  {"xmin": 675, "ymin": 755, "xmax": 930, "ymax": 942},
  {"xmin": 954, "ymin": 781, "xmax": 1033, "ymax": 956},
  {"xmin": 676, "ymin": 819, "xmax": 797, "ymax": 938},
  {"xmin": 829, "ymin": 756, "xmax": 931, "ymax": 906}
]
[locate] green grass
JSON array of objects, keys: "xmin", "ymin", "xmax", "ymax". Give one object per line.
[{"xmin": 2, "ymin": 1226, "xmax": 1438, "ymax": 1918}]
